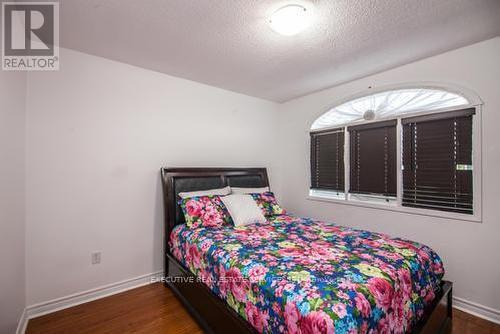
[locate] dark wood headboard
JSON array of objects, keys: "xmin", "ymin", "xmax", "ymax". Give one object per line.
[{"xmin": 160, "ymin": 167, "xmax": 269, "ymax": 241}]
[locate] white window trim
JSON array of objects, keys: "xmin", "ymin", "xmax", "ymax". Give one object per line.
[{"xmin": 308, "ymin": 103, "xmax": 483, "ymax": 223}]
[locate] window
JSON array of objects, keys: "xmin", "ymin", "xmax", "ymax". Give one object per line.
[
  {"xmin": 310, "ymin": 128, "xmax": 344, "ymax": 193},
  {"xmin": 309, "ymin": 87, "xmax": 480, "ymax": 220},
  {"xmin": 348, "ymin": 120, "xmax": 397, "ymax": 198},
  {"xmin": 311, "ymin": 88, "xmax": 469, "ymax": 130},
  {"xmin": 402, "ymin": 109, "xmax": 474, "ymax": 214}
]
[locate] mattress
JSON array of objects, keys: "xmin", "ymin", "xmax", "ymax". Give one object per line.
[{"xmin": 169, "ymin": 214, "xmax": 444, "ymax": 333}]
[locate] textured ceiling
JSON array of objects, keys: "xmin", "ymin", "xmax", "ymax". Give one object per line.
[{"xmin": 55, "ymin": 0, "xmax": 500, "ymax": 102}]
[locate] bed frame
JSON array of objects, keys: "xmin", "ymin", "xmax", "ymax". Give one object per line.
[{"xmin": 161, "ymin": 167, "xmax": 453, "ymax": 334}]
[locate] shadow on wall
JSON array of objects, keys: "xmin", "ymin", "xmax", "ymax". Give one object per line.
[{"xmin": 153, "ymin": 172, "xmax": 165, "ymax": 275}]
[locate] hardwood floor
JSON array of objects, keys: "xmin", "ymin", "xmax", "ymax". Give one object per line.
[
  {"xmin": 26, "ymin": 283, "xmax": 202, "ymax": 334},
  {"xmin": 449, "ymin": 309, "xmax": 500, "ymax": 334},
  {"xmin": 26, "ymin": 283, "xmax": 499, "ymax": 334}
]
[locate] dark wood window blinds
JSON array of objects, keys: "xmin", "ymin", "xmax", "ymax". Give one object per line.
[
  {"xmin": 310, "ymin": 128, "xmax": 345, "ymax": 191},
  {"xmin": 348, "ymin": 120, "xmax": 397, "ymax": 197},
  {"xmin": 402, "ymin": 108, "xmax": 474, "ymax": 214}
]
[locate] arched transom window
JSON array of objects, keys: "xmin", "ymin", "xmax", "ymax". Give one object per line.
[
  {"xmin": 309, "ymin": 86, "xmax": 481, "ymax": 221},
  {"xmin": 311, "ymin": 88, "xmax": 469, "ymax": 130}
]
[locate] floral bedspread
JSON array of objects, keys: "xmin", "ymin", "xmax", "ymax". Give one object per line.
[{"xmin": 169, "ymin": 215, "xmax": 444, "ymax": 334}]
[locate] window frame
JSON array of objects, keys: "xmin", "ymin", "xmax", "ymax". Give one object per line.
[{"xmin": 308, "ymin": 100, "xmax": 483, "ymax": 223}]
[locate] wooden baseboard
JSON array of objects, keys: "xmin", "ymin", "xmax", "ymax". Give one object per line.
[
  {"xmin": 454, "ymin": 296, "xmax": 500, "ymax": 325},
  {"xmin": 16, "ymin": 308, "xmax": 28, "ymax": 334},
  {"xmin": 22, "ymin": 271, "xmax": 162, "ymax": 329}
]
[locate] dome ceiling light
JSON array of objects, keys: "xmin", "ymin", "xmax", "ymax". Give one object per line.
[{"xmin": 269, "ymin": 5, "xmax": 311, "ymax": 36}]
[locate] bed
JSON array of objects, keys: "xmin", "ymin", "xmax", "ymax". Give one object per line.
[{"xmin": 161, "ymin": 167, "xmax": 452, "ymax": 333}]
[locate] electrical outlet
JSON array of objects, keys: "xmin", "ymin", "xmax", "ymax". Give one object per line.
[{"xmin": 91, "ymin": 252, "xmax": 101, "ymax": 265}]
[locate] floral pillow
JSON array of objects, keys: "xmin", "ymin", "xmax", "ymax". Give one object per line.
[
  {"xmin": 250, "ymin": 192, "xmax": 286, "ymax": 216},
  {"xmin": 179, "ymin": 195, "xmax": 233, "ymax": 229}
]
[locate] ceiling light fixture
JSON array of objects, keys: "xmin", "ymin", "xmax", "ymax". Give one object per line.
[{"xmin": 269, "ymin": 5, "xmax": 310, "ymax": 36}]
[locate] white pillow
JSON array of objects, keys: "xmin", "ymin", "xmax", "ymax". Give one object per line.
[
  {"xmin": 221, "ymin": 194, "xmax": 267, "ymax": 227},
  {"xmin": 178, "ymin": 186, "xmax": 231, "ymax": 199},
  {"xmin": 231, "ymin": 186, "xmax": 269, "ymax": 194}
]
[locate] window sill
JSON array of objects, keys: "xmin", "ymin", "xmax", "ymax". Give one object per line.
[{"xmin": 307, "ymin": 194, "xmax": 482, "ymax": 223}]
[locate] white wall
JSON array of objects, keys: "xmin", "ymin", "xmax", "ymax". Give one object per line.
[
  {"xmin": 0, "ymin": 70, "xmax": 26, "ymax": 333},
  {"xmin": 276, "ymin": 37, "xmax": 500, "ymax": 312},
  {"xmin": 25, "ymin": 48, "xmax": 279, "ymax": 305}
]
